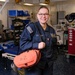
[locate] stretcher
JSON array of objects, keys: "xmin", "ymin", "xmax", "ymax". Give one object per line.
[
  {"xmin": 0, "ymin": 41, "xmax": 19, "ymax": 69},
  {"xmin": 2, "ymin": 53, "xmax": 16, "ymax": 60}
]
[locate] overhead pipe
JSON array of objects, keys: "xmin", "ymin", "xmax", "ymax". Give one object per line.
[{"xmin": 0, "ymin": 0, "xmax": 9, "ymax": 13}]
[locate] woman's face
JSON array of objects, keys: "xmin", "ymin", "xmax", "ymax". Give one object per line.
[{"xmin": 37, "ymin": 8, "xmax": 50, "ymax": 24}]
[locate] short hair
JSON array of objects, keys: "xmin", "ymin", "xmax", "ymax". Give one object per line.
[{"xmin": 38, "ymin": 6, "xmax": 49, "ymax": 13}]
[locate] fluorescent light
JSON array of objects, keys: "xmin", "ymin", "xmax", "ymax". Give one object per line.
[
  {"xmin": 0, "ymin": 0, "xmax": 6, "ymax": 2},
  {"xmin": 39, "ymin": 3, "xmax": 48, "ymax": 6},
  {"xmin": 24, "ymin": 3, "xmax": 33, "ymax": 6}
]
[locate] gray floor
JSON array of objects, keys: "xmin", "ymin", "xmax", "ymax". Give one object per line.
[
  {"xmin": 0, "ymin": 51, "xmax": 75, "ymax": 75},
  {"xmin": 54, "ymin": 54, "xmax": 75, "ymax": 75}
]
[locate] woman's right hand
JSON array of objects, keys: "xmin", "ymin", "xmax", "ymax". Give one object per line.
[{"xmin": 38, "ymin": 42, "xmax": 45, "ymax": 49}]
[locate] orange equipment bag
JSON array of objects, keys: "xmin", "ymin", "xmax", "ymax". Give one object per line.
[{"xmin": 13, "ymin": 49, "xmax": 41, "ymax": 68}]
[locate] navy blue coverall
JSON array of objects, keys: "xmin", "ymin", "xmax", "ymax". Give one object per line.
[{"xmin": 20, "ymin": 21, "xmax": 57, "ymax": 75}]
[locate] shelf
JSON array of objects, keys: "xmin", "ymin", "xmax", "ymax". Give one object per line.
[{"xmin": 8, "ymin": 10, "xmax": 31, "ymax": 46}]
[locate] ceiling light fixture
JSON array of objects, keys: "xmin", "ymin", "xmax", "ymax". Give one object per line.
[
  {"xmin": 0, "ymin": 0, "xmax": 6, "ymax": 2},
  {"xmin": 39, "ymin": 3, "xmax": 48, "ymax": 6},
  {"xmin": 24, "ymin": 3, "xmax": 33, "ymax": 6}
]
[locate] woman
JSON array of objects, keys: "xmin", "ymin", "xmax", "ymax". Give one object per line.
[{"xmin": 20, "ymin": 6, "xmax": 57, "ymax": 75}]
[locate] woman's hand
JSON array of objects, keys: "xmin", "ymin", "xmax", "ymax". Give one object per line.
[{"xmin": 38, "ymin": 42, "xmax": 45, "ymax": 49}]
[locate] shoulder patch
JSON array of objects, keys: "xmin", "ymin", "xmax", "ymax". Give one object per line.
[{"xmin": 26, "ymin": 26, "xmax": 33, "ymax": 34}]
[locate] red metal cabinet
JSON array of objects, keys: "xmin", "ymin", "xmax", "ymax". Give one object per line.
[{"xmin": 68, "ymin": 27, "xmax": 75, "ymax": 54}]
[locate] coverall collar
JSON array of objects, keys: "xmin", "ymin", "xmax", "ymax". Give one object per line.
[{"xmin": 36, "ymin": 21, "xmax": 50, "ymax": 32}]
